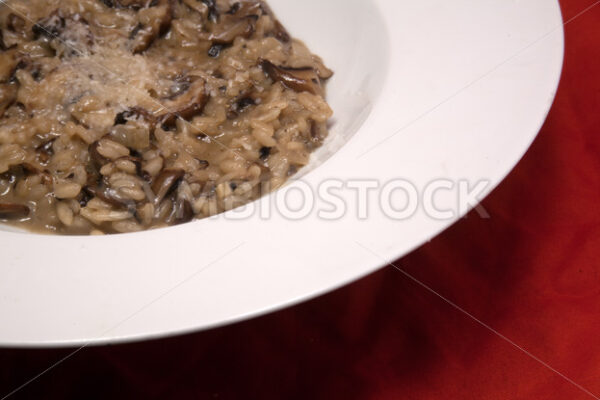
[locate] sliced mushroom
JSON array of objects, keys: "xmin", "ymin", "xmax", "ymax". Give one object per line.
[
  {"xmin": 158, "ymin": 78, "xmax": 207, "ymax": 128},
  {"xmin": 201, "ymin": 16, "xmax": 257, "ymax": 45},
  {"xmin": 0, "ymin": 203, "xmax": 30, "ymax": 220},
  {"xmin": 259, "ymin": 59, "xmax": 322, "ymax": 95},
  {"xmin": 130, "ymin": 0, "xmax": 173, "ymax": 53},
  {"xmin": 173, "ymin": 199, "xmax": 194, "ymax": 224},
  {"xmin": 152, "ymin": 168, "xmax": 185, "ymax": 204},
  {"xmin": 85, "ymin": 139, "xmax": 109, "ymax": 189}
]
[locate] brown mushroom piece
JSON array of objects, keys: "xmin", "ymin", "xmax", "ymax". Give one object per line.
[
  {"xmin": 0, "ymin": 203, "xmax": 30, "ymax": 220},
  {"xmin": 173, "ymin": 199, "xmax": 194, "ymax": 224},
  {"xmin": 259, "ymin": 59, "xmax": 323, "ymax": 95},
  {"xmin": 152, "ymin": 168, "xmax": 185, "ymax": 204},
  {"xmin": 202, "ymin": 16, "xmax": 257, "ymax": 45},
  {"xmin": 130, "ymin": 0, "xmax": 173, "ymax": 54},
  {"xmin": 158, "ymin": 78, "xmax": 208, "ymax": 128}
]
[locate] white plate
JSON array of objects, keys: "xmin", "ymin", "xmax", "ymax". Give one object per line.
[{"xmin": 0, "ymin": 0, "xmax": 564, "ymax": 346}]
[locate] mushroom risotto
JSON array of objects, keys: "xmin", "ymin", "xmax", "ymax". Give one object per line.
[{"xmin": 0, "ymin": 0, "xmax": 332, "ymax": 234}]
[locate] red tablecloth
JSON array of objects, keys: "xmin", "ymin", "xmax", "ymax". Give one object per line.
[{"xmin": 2, "ymin": 0, "xmax": 599, "ymax": 398}]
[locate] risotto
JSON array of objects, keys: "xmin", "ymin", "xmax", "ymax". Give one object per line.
[{"xmin": 0, "ymin": 0, "xmax": 332, "ymax": 234}]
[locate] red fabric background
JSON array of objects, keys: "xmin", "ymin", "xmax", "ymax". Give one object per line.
[{"xmin": 2, "ymin": 0, "xmax": 600, "ymax": 398}]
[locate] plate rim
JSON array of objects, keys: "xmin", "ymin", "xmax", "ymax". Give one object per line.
[{"xmin": 0, "ymin": 0, "xmax": 565, "ymax": 347}]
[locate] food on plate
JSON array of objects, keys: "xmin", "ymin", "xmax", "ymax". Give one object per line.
[{"xmin": 0, "ymin": 0, "xmax": 333, "ymax": 234}]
